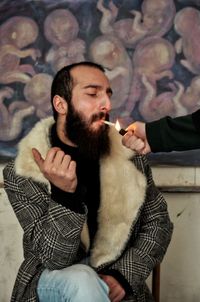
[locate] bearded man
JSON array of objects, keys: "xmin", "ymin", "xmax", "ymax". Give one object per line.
[{"xmin": 3, "ymin": 62, "xmax": 173, "ymax": 302}]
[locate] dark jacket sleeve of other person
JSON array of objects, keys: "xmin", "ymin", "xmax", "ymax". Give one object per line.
[{"xmin": 145, "ymin": 109, "xmax": 200, "ymax": 152}]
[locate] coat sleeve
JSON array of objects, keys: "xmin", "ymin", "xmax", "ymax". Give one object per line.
[
  {"xmin": 102, "ymin": 155, "xmax": 173, "ymax": 295},
  {"xmin": 3, "ymin": 161, "xmax": 87, "ymax": 270},
  {"xmin": 146, "ymin": 113, "xmax": 200, "ymax": 152}
]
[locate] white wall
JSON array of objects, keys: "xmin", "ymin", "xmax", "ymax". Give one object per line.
[
  {"xmin": 0, "ymin": 165, "xmax": 23, "ymax": 302},
  {"xmin": 152, "ymin": 166, "xmax": 200, "ymax": 302},
  {"xmin": 1, "ymin": 164, "xmax": 200, "ymax": 302},
  {"xmin": 161, "ymin": 192, "xmax": 200, "ymax": 301}
]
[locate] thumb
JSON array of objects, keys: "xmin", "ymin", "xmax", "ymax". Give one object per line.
[
  {"xmin": 125, "ymin": 125, "xmax": 135, "ymax": 132},
  {"xmin": 32, "ymin": 148, "xmax": 44, "ymax": 170}
]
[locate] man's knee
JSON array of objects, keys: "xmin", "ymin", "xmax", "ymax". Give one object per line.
[
  {"xmin": 62, "ymin": 264, "xmax": 99, "ymax": 286},
  {"xmin": 61, "ymin": 264, "xmax": 110, "ymax": 301},
  {"xmin": 38, "ymin": 264, "xmax": 109, "ymax": 302}
]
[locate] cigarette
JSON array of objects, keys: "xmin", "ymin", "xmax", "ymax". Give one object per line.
[
  {"xmin": 103, "ymin": 120, "xmax": 127, "ymax": 136},
  {"xmin": 103, "ymin": 121, "xmax": 115, "ymax": 126}
]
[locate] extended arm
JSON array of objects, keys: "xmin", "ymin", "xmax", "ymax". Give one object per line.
[
  {"xmin": 122, "ymin": 110, "xmax": 200, "ymax": 153},
  {"xmin": 146, "ymin": 112, "xmax": 200, "ymax": 152}
]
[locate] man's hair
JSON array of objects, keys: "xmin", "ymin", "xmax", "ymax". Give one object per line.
[{"xmin": 51, "ymin": 61, "xmax": 105, "ymax": 121}]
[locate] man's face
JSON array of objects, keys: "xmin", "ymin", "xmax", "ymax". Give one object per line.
[
  {"xmin": 65, "ymin": 66, "xmax": 112, "ymax": 160},
  {"xmin": 70, "ymin": 65, "xmax": 112, "ymax": 131}
]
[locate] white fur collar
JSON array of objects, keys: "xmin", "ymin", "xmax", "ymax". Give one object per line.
[
  {"xmin": 91, "ymin": 126, "xmax": 146, "ymax": 267},
  {"xmin": 15, "ymin": 117, "xmax": 54, "ymax": 187},
  {"xmin": 15, "ymin": 117, "xmax": 146, "ymax": 268}
]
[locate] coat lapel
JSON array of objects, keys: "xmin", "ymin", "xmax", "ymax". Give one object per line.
[
  {"xmin": 15, "ymin": 117, "xmax": 54, "ymax": 189},
  {"xmin": 90, "ymin": 127, "xmax": 146, "ymax": 267}
]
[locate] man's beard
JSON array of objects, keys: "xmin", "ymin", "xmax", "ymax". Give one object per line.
[{"xmin": 65, "ymin": 103, "xmax": 110, "ymax": 161}]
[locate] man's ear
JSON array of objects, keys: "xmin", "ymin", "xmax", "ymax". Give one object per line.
[{"xmin": 53, "ymin": 95, "xmax": 68, "ymax": 115}]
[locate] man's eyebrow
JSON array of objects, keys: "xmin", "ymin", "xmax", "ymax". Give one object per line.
[
  {"xmin": 83, "ymin": 84, "xmax": 113, "ymax": 95},
  {"xmin": 83, "ymin": 84, "xmax": 101, "ymax": 89}
]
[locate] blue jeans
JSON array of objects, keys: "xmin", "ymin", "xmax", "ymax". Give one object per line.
[{"xmin": 37, "ymin": 264, "xmax": 110, "ymax": 302}]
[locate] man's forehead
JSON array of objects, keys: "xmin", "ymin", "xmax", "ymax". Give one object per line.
[{"xmin": 71, "ymin": 65, "xmax": 109, "ymax": 86}]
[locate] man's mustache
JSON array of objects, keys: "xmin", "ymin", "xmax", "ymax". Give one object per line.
[{"xmin": 91, "ymin": 112, "xmax": 109, "ymax": 123}]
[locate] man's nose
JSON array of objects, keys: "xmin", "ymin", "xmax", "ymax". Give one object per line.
[{"xmin": 99, "ymin": 94, "xmax": 111, "ymax": 112}]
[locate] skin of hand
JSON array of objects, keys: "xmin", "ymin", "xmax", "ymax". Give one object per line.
[
  {"xmin": 122, "ymin": 121, "xmax": 151, "ymax": 154},
  {"xmin": 32, "ymin": 147, "xmax": 77, "ymax": 192},
  {"xmin": 99, "ymin": 274, "xmax": 126, "ymax": 302}
]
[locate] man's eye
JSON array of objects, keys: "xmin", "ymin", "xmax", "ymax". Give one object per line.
[{"xmin": 87, "ymin": 93, "xmax": 97, "ymax": 97}]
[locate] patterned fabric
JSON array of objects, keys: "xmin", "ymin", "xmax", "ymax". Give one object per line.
[{"xmin": 3, "ymin": 120, "xmax": 173, "ymax": 302}]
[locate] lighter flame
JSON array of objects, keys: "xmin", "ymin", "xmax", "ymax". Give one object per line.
[{"xmin": 115, "ymin": 119, "xmax": 121, "ymax": 131}]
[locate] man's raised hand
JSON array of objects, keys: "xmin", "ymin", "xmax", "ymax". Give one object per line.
[{"xmin": 32, "ymin": 147, "xmax": 77, "ymax": 192}]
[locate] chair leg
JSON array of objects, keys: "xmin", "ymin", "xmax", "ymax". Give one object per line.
[{"xmin": 152, "ymin": 264, "xmax": 160, "ymax": 302}]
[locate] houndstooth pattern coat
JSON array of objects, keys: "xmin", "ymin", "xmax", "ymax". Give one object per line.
[{"xmin": 3, "ymin": 117, "xmax": 173, "ymax": 302}]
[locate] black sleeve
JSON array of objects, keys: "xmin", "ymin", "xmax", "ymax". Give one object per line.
[
  {"xmin": 51, "ymin": 183, "xmax": 86, "ymax": 213},
  {"xmin": 192, "ymin": 109, "xmax": 200, "ymax": 133},
  {"xmin": 146, "ymin": 112, "xmax": 200, "ymax": 152}
]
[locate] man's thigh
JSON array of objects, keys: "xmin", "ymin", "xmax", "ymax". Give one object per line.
[{"xmin": 37, "ymin": 264, "xmax": 110, "ymax": 302}]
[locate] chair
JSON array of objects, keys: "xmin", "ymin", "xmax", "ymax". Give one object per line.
[{"xmin": 152, "ymin": 264, "xmax": 160, "ymax": 302}]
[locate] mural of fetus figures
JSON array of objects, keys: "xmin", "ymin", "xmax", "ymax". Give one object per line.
[
  {"xmin": 174, "ymin": 7, "xmax": 200, "ymax": 74},
  {"xmin": 44, "ymin": 9, "xmax": 86, "ymax": 72},
  {"xmin": 125, "ymin": 37, "xmax": 183, "ymax": 122},
  {"xmin": 89, "ymin": 35, "xmax": 133, "ymax": 113},
  {"xmin": 96, "ymin": 0, "xmax": 176, "ymax": 49},
  {"xmin": 1, "ymin": 0, "xmax": 200, "ymax": 165},
  {"xmin": 0, "ymin": 87, "xmax": 35, "ymax": 142},
  {"xmin": 0, "ymin": 16, "xmax": 40, "ymax": 84}
]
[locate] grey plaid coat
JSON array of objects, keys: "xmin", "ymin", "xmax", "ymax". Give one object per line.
[{"xmin": 3, "ymin": 117, "xmax": 173, "ymax": 302}]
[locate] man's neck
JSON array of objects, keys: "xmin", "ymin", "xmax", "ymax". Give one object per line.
[{"xmin": 56, "ymin": 120, "xmax": 77, "ymax": 147}]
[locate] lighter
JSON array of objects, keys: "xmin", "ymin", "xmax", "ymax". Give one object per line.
[{"xmin": 103, "ymin": 121, "xmax": 127, "ymax": 136}]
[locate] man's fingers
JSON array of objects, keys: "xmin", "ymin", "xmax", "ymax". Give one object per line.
[
  {"xmin": 32, "ymin": 148, "xmax": 44, "ymax": 170},
  {"xmin": 122, "ymin": 131, "xmax": 148, "ymax": 154},
  {"xmin": 122, "ymin": 131, "xmax": 133, "ymax": 146},
  {"xmin": 141, "ymin": 144, "xmax": 151, "ymax": 155},
  {"xmin": 45, "ymin": 147, "xmax": 62, "ymax": 165},
  {"xmin": 53, "ymin": 150, "xmax": 68, "ymax": 167},
  {"xmin": 109, "ymin": 285, "xmax": 125, "ymax": 302},
  {"xmin": 130, "ymin": 138, "xmax": 145, "ymax": 151},
  {"xmin": 32, "ymin": 147, "xmax": 62, "ymax": 171},
  {"xmin": 68, "ymin": 160, "xmax": 77, "ymax": 175},
  {"xmin": 32, "ymin": 147, "xmax": 77, "ymax": 192}
]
